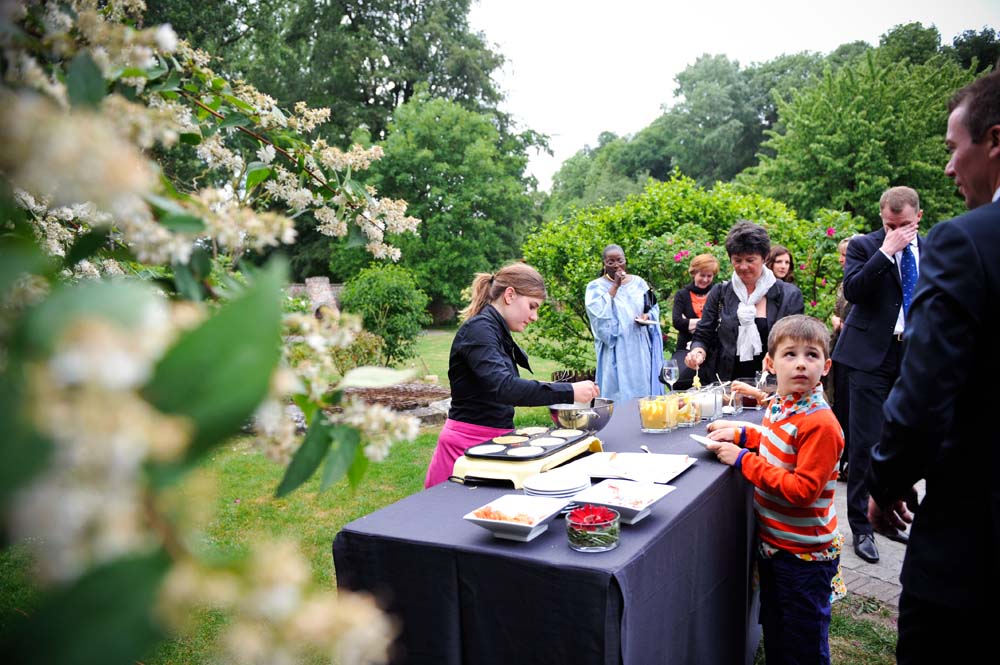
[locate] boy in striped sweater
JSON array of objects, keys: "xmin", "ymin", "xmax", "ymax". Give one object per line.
[{"xmin": 707, "ymin": 314, "xmax": 844, "ymax": 665}]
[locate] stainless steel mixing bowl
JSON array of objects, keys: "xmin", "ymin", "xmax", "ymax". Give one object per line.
[{"xmin": 549, "ymin": 398, "xmax": 615, "ymax": 432}]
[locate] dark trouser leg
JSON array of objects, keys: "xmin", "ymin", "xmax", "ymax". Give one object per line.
[
  {"xmin": 758, "ymin": 553, "xmax": 837, "ymax": 665},
  {"xmin": 846, "ymin": 351, "xmax": 898, "ymax": 536},
  {"xmin": 832, "ymin": 361, "xmax": 850, "ymax": 465},
  {"xmin": 897, "ymin": 588, "xmax": 989, "ymax": 664}
]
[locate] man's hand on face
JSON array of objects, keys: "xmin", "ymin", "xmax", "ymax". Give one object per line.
[{"xmin": 881, "ymin": 218, "xmax": 919, "ymax": 256}]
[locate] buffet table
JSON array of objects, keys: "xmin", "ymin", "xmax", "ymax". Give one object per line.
[{"xmin": 333, "ymin": 403, "xmax": 763, "ymax": 664}]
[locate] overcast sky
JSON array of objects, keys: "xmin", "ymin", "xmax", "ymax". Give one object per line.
[{"xmin": 467, "ymin": 0, "xmax": 998, "ymax": 191}]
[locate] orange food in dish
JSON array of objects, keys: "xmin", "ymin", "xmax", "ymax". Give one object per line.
[{"xmin": 472, "ymin": 507, "xmax": 536, "ymax": 524}]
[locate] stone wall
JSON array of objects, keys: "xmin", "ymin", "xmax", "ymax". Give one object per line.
[{"xmin": 287, "ymin": 276, "xmax": 343, "ymax": 313}]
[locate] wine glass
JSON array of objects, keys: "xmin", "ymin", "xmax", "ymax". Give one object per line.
[{"xmin": 661, "ymin": 359, "xmax": 679, "ymax": 393}]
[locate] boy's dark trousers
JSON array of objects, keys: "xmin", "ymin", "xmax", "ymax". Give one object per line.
[{"xmin": 758, "ymin": 551, "xmax": 838, "ymax": 665}]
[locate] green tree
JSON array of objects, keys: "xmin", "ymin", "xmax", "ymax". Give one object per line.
[
  {"xmin": 739, "ymin": 51, "xmax": 975, "ymax": 230},
  {"xmin": 368, "ymin": 91, "xmax": 541, "ymax": 309},
  {"xmin": 659, "ymin": 54, "xmax": 759, "ymax": 186},
  {"xmin": 877, "ymin": 22, "xmax": 943, "ymax": 65},
  {"xmin": 951, "ymin": 27, "xmax": 1000, "ymax": 73},
  {"xmin": 544, "ymin": 133, "xmax": 649, "ymax": 219},
  {"xmin": 148, "ymin": 0, "xmax": 504, "ymax": 142}
]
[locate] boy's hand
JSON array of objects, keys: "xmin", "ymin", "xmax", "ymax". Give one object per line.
[
  {"xmin": 706, "ymin": 441, "xmax": 742, "ymax": 465},
  {"xmin": 706, "ymin": 420, "xmax": 755, "ymax": 433},
  {"xmin": 707, "ymin": 427, "xmax": 738, "ymax": 443},
  {"xmin": 731, "ymin": 380, "xmax": 764, "ymax": 400}
]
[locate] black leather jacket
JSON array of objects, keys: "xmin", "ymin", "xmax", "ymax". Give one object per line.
[{"xmin": 690, "ymin": 279, "xmax": 804, "ymax": 380}]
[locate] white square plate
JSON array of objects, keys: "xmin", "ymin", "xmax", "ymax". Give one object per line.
[
  {"xmin": 572, "ymin": 479, "xmax": 677, "ymax": 524},
  {"xmin": 689, "ymin": 434, "xmax": 715, "ymax": 448},
  {"xmin": 463, "ymin": 494, "xmax": 569, "ymax": 542}
]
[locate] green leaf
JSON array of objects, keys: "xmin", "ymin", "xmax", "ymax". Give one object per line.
[
  {"xmin": 339, "ymin": 366, "xmax": 414, "ymax": 388},
  {"xmin": 144, "ymin": 258, "xmax": 287, "ymax": 460},
  {"xmin": 320, "ymin": 425, "xmax": 361, "ymax": 491},
  {"xmin": 171, "ymin": 262, "xmax": 202, "ymax": 301},
  {"xmin": 218, "ymin": 111, "xmax": 251, "ymax": 130},
  {"xmin": 275, "ymin": 416, "xmax": 333, "ymax": 497},
  {"xmin": 63, "ymin": 228, "xmax": 111, "ymax": 268},
  {"xmin": 116, "ymin": 67, "xmax": 148, "ymax": 79},
  {"xmin": 6, "ymin": 551, "xmax": 169, "ymax": 665},
  {"xmin": 292, "ymin": 393, "xmax": 319, "ymax": 424},
  {"xmin": 0, "ymin": 240, "xmax": 50, "ymax": 296},
  {"xmin": 189, "ymin": 246, "xmax": 213, "ymax": 280},
  {"xmin": 346, "ymin": 221, "xmax": 367, "ymax": 248},
  {"xmin": 245, "ymin": 163, "xmax": 273, "ymax": 191},
  {"xmin": 144, "ymin": 63, "xmax": 168, "ymax": 80},
  {"xmin": 144, "ymin": 193, "xmax": 188, "ymax": 217},
  {"xmin": 221, "ymin": 93, "xmax": 255, "ymax": 113},
  {"xmin": 66, "ymin": 53, "xmax": 105, "ymax": 108},
  {"xmin": 347, "ymin": 444, "xmax": 371, "ymax": 489},
  {"xmin": 160, "ymin": 213, "xmax": 205, "ymax": 233},
  {"xmin": 0, "ymin": 370, "xmax": 54, "ymax": 503},
  {"xmin": 179, "ymin": 132, "xmax": 203, "ymax": 145},
  {"xmin": 147, "ymin": 70, "xmax": 181, "ymax": 93}
]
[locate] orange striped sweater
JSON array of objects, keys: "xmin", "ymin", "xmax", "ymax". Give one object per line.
[{"xmin": 741, "ymin": 405, "xmax": 845, "ymax": 555}]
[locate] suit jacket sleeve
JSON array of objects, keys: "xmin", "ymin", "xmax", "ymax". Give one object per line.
[
  {"xmin": 867, "ymin": 220, "xmax": 986, "ymax": 506},
  {"xmin": 842, "ymin": 234, "xmax": 895, "ymax": 305}
]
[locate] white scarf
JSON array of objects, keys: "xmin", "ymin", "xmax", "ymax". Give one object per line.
[{"xmin": 731, "ymin": 266, "xmax": 776, "ymax": 362}]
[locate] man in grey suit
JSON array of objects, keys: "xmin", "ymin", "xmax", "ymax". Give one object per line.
[
  {"xmin": 831, "ymin": 186, "xmax": 922, "ymax": 563},
  {"xmin": 867, "ymin": 69, "xmax": 1000, "ymax": 663}
]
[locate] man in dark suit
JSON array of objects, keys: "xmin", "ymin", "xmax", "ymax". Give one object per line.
[
  {"xmin": 832, "ymin": 186, "xmax": 922, "ymax": 563},
  {"xmin": 866, "ymin": 69, "xmax": 1000, "ymax": 664}
]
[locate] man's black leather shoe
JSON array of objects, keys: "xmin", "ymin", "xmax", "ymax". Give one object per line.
[
  {"xmin": 854, "ymin": 533, "xmax": 879, "ymax": 563},
  {"xmin": 875, "ymin": 526, "xmax": 909, "ymax": 544}
]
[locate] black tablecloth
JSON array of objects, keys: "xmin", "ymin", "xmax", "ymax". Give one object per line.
[{"xmin": 333, "ymin": 402, "xmax": 764, "ymax": 664}]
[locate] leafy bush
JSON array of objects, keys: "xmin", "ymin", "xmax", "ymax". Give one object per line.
[
  {"xmin": 523, "ymin": 172, "xmax": 809, "ymax": 371},
  {"xmin": 636, "ymin": 223, "xmax": 730, "ymax": 352},
  {"xmin": 340, "ymin": 264, "xmax": 431, "ymax": 364},
  {"xmin": 792, "ymin": 209, "xmax": 865, "ymax": 324},
  {"xmin": 330, "ymin": 330, "xmax": 386, "ymax": 375}
]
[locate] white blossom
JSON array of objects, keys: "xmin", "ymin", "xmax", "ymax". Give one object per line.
[
  {"xmin": 256, "ymin": 144, "xmax": 276, "ymax": 164},
  {"xmin": 154, "ymin": 24, "xmax": 178, "ymax": 53}
]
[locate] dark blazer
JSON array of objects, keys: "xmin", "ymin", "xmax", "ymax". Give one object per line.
[
  {"xmin": 671, "ymin": 283, "xmax": 704, "ymax": 350},
  {"xmin": 832, "ymin": 229, "xmax": 923, "ymax": 372},
  {"xmin": 867, "ymin": 200, "xmax": 1000, "ymax": 608},
  {"xmin": 448, "ymin": 304, "xmax": 574, "ymax": 429},
  {"xmin": 690, "ymin": 279, "xmax": 804, "ymax": 380}
]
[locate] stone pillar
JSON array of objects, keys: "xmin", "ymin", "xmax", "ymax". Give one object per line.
[{"xmin": 305, "ymin": 276, "xmax": 338, "ymax": 314}]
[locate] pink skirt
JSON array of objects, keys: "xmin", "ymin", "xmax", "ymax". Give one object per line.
[{"xmin": 424, "ymin": 419, "xmax": 513, "ymax": 488}]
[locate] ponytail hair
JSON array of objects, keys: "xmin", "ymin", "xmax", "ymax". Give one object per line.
[{"xmin": 460, "ymin": 262, "xmax": 547, "ymax": 320}]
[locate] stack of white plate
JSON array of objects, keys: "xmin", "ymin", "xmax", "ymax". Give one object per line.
[{"xmin": 522, "ymin": 470, "xmax": 591, "ymax": 498}]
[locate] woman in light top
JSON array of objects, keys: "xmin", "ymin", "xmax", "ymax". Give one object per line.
[
  {"xmin": 585, "ymin": 244, "xmax": 664, "ymax": 403},
  {"xmin": 424, "ymin": 263, "xmax": 599, "ymax": 487}
]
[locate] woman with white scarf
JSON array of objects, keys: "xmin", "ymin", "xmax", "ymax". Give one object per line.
[{"xmin": 685, "ymin": 221, "xmax": 804, "ymax": 381}]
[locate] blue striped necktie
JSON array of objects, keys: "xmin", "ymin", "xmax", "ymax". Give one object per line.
[{"xmin": 900, "ymin": 244, "xmax": 917, "ymax": 316}]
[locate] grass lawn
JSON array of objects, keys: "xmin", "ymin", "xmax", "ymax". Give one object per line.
[{"xmin": 0, "ymin": 328, "xmax": 896, "ymax": 664}]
